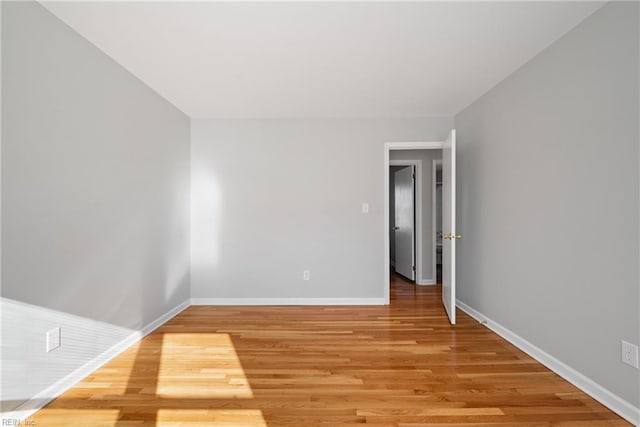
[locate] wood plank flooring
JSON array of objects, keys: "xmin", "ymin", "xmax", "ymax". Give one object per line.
[{"xmin": 29, "ymin": 274, "xmax": 631, "ymax": 426}]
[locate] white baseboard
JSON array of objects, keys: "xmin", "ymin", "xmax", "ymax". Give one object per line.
[
  {"xmin": 456, "ymin": 299, "xmax": 640, "ymax": 425},
  {"xmin": 5, "ymin": 300, "xmax": 190, "ymax": 423},
  {"xmin": 138, "ymin": 300, "xmax": 190, "ymax": 337},
  {"xmin": 191, "ymin": 297, "xmax": 386, "ymax": 306},
  {"xmin": 417, "ymin": 279, "xmax": 436, "ymax": 286}
]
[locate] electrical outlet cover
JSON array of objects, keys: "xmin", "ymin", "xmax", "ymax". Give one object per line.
[
  {"xmin": 47, "ymin": 327, "xmax": 61, "ymax": 352},
  {"xmin": 621, "ymin": 340, "xmax": 639, "ymax": 368}
]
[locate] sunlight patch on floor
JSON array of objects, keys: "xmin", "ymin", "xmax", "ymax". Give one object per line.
[
  {"xmin": 156, "ymin": 409, "xmax": 267, "ymax": 426},
  {"xmin": 28, "ymin": 409, "xmax": 121, "ymax": 426},
  {"xmin": 157, "ymin": 333, "xmax": 254, "ymax": 399}
]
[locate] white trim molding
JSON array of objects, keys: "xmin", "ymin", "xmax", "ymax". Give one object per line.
[
  {"xmin": 456, "ymin": 299, "xmax": 640, "ymax": 425},
  {"xmin": 191, "ymin": 298, "xmax": 386, "ymax": 306},
  {"xmin": 386, "ymin": 141, "xmax": 445, "ymax": 150},
  {"xmin": 4, "ymin": 300, "xmax": 190, "ymax": 423}
]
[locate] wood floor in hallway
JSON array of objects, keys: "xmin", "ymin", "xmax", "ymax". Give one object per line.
[{"xmin": 29, "ymin": 274, "xmax": 631, "ymax": 426}]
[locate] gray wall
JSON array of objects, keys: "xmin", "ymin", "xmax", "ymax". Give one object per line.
[
  {"xmin": 390, "ymin": 149, "xmax": 442, "ymax": 283},
  {"xmin": 455, "ymin": 1, "xmax": 639, "ymax": 406},
  {"xmin": 191, "ymin": 118, "xmax": 453, "ymax": 299},
  {"xmin": 2, "ymin": 1, "xmax": 191, "ymax": 410}
]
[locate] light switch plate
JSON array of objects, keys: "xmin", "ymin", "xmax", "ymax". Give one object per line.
[{"xmin": 362, "ymin": 203, "xmax": 369, "ymax": 213}]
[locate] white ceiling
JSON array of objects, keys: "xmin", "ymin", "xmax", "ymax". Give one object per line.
[{"xmin": 42, "ymin": 1, "xmax": 604, "ymax": 119}]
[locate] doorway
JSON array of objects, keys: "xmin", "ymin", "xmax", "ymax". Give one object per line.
[
  {"xmin": 384, "ymin": 131, "xmax": 457, "ymax": 324},
  {"xmin": 389, "ymin": 150, "xmax": 442, "ymax": 288}
]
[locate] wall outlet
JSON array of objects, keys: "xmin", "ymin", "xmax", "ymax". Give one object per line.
[
  {"xmin": 46, "ymin": 327, "xmax": 61, "ymax": 352},
  {"xmin": 303, "ymin": 270, "xmax": 310, "ymax": 281},
  {"xmin": 621, "ymin": 340, "xmax": 639, "ymax": 368},
  {"xmin": 362, "ymin": 203, "xmax": 369, "ymax": 214}
]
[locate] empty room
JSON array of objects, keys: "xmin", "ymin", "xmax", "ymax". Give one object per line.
[{"xmin": 1, "ymin": 1, "xmax": 639, "ymax": 426}]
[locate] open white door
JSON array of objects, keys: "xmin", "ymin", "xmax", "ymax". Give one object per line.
[
  {"xmin": 442, "ymin": 130, "xmax": 457, "ymax": 324},
  {"xmin": 394, "ymin": 166, "xmax": 415, "ymax": 281}
]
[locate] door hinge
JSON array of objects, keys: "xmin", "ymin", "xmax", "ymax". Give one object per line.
[{"xmin": 412, "ymin": 265, "xmax": 416, "ymax": 271}]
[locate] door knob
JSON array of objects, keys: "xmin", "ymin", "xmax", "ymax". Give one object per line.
[
  {"xmin": 393, "ymin": 226, "xmax": 400, "ymax": 230},
  {"xmin": 443, "ymin": 233, "xmax": 462, "ymax": 240}
]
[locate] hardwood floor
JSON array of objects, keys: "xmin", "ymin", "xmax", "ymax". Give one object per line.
[{"xmin": 29, "ymin": 274, "xmax": 630, "ymax": 426}]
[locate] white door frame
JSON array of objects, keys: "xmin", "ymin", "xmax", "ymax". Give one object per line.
[
  {"xmin": 384, "ymin": 141, "xmax": 444, "ymax": 304},
  {"xmin": 432, "ymin": 159, "xmax": 442, "ymax": 285},
  {"xmin": 389, "ymin": 160, "xmax": 422, "ymax": 283}
]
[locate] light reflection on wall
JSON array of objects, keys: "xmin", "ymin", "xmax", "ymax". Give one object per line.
[
  {"xmin": 0, "ymin": 297, "xmax": 134, "ymax": 413},
  {"xmin": 190, "ymin": 171, "xmax": 222, "ymax": 271}
]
